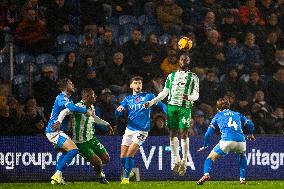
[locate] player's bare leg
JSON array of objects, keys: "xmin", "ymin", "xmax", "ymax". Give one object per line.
[
  {"xmin": 90, "ymin": 154, "xmax": 109, "ymax": 184},
  {"xmin": 197, "ymin": 151, "xmax": 220, "ymax": 185},
  {"xmin": 170, "ymin": 129, "xmax": 180, "ymax": 174},
  {"xmin": 51, "ymin": 139, "xmax": 78, "ymax": 185},
  {"xmin": 178, "ymin": 129, "xmax": 189, "ymax": 176}
]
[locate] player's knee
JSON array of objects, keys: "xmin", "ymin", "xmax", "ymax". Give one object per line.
[{"xmin": 102, "ymin": 155, "xmax": 110, "ymax": 164}]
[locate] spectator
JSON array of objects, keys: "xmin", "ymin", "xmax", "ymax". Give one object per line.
[
  {"xmin": 144, "ymin": 32, "xmax": 163, "ymax": 64},
  {"xmin": 196, "ymin": 11, "xmax": 218, "ymax": 43},
  {"xmin": 270, "ymin": 107, "xmax": 284, "ymax": 134},
  {"xmin": 239, "ymin": 0, "xmax": 265, "ymax": 26},
  {"xmin": 257, "ymin": 0, "xmax": 275, "ymax": 22},
  {"xmin": 0, "ymin": 104, "xmax": 17, "ymax": 136},
  {"xmin": 272, "ymin": 49, "xmax": 284, "ymax": 74},
  {"xmin": 94, "ymin": 88, "xmax": 117, "ymax": 135},
  {"xmin": 110, "ymin": 0, "xmax": 137, "ymax": 17},
  {"xmin": 149, "ymin": 113, "xmax": 168, "ymax": 136},
  {"xmin": 121, "ymin": 28, "xmax": 144, "ymax": 66},
  {"xmin": 80, "ymin": 0, "xmax": 106, "ymax": 34},
  {"xmin": 17, "ymin": 106, "xmax": 45, "ymax": 136},
  {"xmin": 261, "ymin": 31, "xmax": 278, "ymax": 75},
  {"xmin": 161, "ymin": 35, "xmax": 178, "ymax": 59},
  {"xmin": 132, "ymin": 50, "xmax": 162, "ymax": 83},
  {"xmin": 264, "ymin": 13, "xmax": 282, "ymax": 36},
  {"xmin": 21, "ymin": 0, "xmax": 40, "ymax": 19},
  {"xmin": 14, "ymin": 8, "xmax": 48, "ymax": 54},
  {"xmin": 79, "ymin": 32, "xmax": 98, "ymax": 59},
  {"xmin": 46, "ymin": 0, "xmax": 80, "ymax": 35},
  {"xmin": 191, "ymin": 110, "xmax": 209, "ymax": 136},
  {"xmin": 219, "ymin": 12, "xmax": 242, "ymax": 41},
  {"xmin": 201, "ymin": 0, "xmax": 223, "ymax": 25},
  {"xmin": 98, "ymin": 28, "xmax": 118, "ymax": 66},
  {"xmin": 266, "ymin": 68, "xmax": 284, "ymax": 108},
  {"xmin": 160, "ymin": 49, "xmax": 179, "ymax": 77},
  {"xmin": 194, "ymin": 30, "xmax": 225, "ymax": 72},
  {"xmin": 219, "ymin": 67, "xmax": 250, "ymax": 112},
  {"xmin": 246, "ymin": 69, "xmax": 266, "ymax": 99},
  {"xmin": 224, "ymin": 35, "xmax": 245, "ymax": 71},
  {"xmin": 5, "ymin": 0, "xmax": 20, "ymax": 32},
  {"xmin": 156, "ymin": 0, "xmax": 186, "ymax": 35},
  {"xmin": 199, "ymin": 69, "xmax": 219, "ymax": 108},
  {"xmin": 59, "ymin": 51, "xmax": 84, "ymax": 86},
  {"xmin": 33, "ymin": 65, "xmax": 59, "ymax": 118},
  {"xmin": 6, "ymin": 96, "xmax": 24, "ymax": 121},
  {"xmin": 251, "ymin": 90, "xmax": 273, "ymax": 134},
  {"xmin": 80, "ymin": 67, "xmax": 103, "ymax": 96},
  {"xmin": 242, "ymin": 32, "xmax": 264, "ymax": 72},
  {"xmin": 103, "ymin": 51, "xmax": 129, "ymax": 95}
]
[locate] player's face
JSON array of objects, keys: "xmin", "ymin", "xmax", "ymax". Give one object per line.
[
  {"xmin": 87, "ymin": 91, "xmax": 97, "ymax": 104},
  {"xmin": 179, "ymin": 55, "xmax": 190, "ymax": 69},
  {"xmin": 66, "ymin": 80, "xmax": 75, "ymax": 93},
  {"xmin": 130, "ymin": 80, "xmax": 142, "ymax": 93}
]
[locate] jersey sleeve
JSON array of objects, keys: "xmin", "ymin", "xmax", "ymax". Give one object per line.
[
  {"xmin": 115, "ymin": 97, "xmax": 128, "ymax": 117},
  {"xmin": 58, "ymin": 97, "xmax": 87, "ymax": 113},
  {"xmin": 209, "ymin": 114, "xmax": 218, "ymax": 129},
  {"xmin": 240, "ymin": 113, "xmax": 254, "ymax": 134},
  {"xmin": 57, "ymin": 109, "xmax": 72, "ymax": 123},
  {"xmin": 165, "ymin": 74, "xmax": 171, "ymax": 89},
  {"xmin": 187, "ymin": 74, "xmax": 199, "ymax": 101}
]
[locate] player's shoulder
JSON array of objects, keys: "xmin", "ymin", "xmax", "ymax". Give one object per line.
[
  {"xmin": 189, "ymin": 71, "xmax": 199, "ymax": 79},
  {"xmin": 75, "ymin": 101, "xmax": 86, "ymax": 108}
]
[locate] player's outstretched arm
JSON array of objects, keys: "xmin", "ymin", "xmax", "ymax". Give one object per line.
[
  {"xmin": 241, "ymin": 114, "xmax": 256, "ymax": 141},
  {"xmin": 197, "ymin": 126, "xmax": 214, "ymax": 152},
  {"xmin": 66, "ymin": 102, "xmax": 89, "ymax": 114},
  {"xmin": 144, "ymin": 88, "xmax": 169, "ymax": 108},
  {"xmin": 92, "ymin": 114, "xmax": 114, "ymax": 135}
]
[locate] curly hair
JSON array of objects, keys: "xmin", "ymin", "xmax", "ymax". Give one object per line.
[{"xmin": 216, "ymin": 98, "xmax": 231, "ymax": 111}]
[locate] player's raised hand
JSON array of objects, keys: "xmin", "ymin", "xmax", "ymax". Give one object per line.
[
  {"xmin": 116, "ymin": 105, "xmax": 124, "ymax": 112},
  {"xmin": 52, "ymin": 121, "xmax": 61, "ymax": 131},
  {"xmin": 246, "ymin": 134, "xmax": 256, "ymax": 141},
  {"xmin": 197, "ymin": 146, "xmax": 208, "ymax": 152}
]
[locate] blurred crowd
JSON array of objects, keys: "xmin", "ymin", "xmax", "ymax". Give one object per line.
[{"xmin": 0, "ymin": 0, "xmax": 283, "ymax": 136}]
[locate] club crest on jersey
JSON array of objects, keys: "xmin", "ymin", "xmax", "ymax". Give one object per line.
[{"xmin": 135, "ymin": 98, "xmax": 140, "ymax": 103}]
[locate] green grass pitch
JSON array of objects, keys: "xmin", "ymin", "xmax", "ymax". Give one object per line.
[{"xmin": 1, "ymin": 181, "xmax": 284, "ymax": 189}]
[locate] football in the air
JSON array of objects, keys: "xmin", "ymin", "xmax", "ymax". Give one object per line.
[{"xmin": 178, "ymin": 37, "xmax": 193, "ymax": 51}]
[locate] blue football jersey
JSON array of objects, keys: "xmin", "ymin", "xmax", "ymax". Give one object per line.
[
  {"xmin": 116, "ymin": 92, "xmax": 167, "ymax": 131},
  {"xmin": 46, "ymin": 92, "xmax": 87, "ymax": 133},
  {"xmin": 210, "ymin": 109, "xmax": 254, "ymax": 142}
]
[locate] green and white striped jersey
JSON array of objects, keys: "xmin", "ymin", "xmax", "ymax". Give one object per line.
[
  {"xmin": 72, "ymin": 101, "xmax": 109, "ymax": 143},
  {"xmin": 165, "ymin": 70, "xmax": 199, "ymax": 108}
]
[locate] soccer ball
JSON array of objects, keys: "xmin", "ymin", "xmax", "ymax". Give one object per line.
[{"xmin": 178, "ymin": 37, "xmax": 193, "ymax": 51}]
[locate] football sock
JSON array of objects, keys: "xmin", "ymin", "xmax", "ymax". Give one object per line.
[
  {"xmin": 181, "ymin": 138, "xmax": 189, "ymax": 161},
  {"xmin": 55, "ymin": 152, "xmax": 66, "ymax": 172},
  {"xmin": 125, "ymin": 157, "xmax": 134, "ymax": 178},
  {"xmin": 56, "ymin": 149, "xmax": 78, "ymax": 171},
  {"xmin": 170, "ymin": 137, "xmax": 180, "ymax": 162},
  {"xmin": 121, "ymin": 157, "xmax": 127, "ymax": 170},
  {"xmin": 239, "ymin": 154, "xmax": 247, "ymax": 179},
  {"xmin": 204, "ymin": 158, "xmax": 214, "ymax": 175}
]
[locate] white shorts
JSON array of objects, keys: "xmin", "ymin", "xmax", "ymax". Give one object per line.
[
  {"xmin": 46, "ymin": 131, "xmax": 70, "ymax": 148},
  {"xmin": 213, "ymin": 140, "xmax": 246, "ymax": 155},
  {"xmin": 121, "ymin": 128, "xmax": 148, "ymax": 146}
]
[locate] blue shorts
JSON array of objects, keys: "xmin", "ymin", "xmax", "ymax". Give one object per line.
[{"xmin": 213, "ymin": 140, "xmax": 246, "ymax": 156}]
